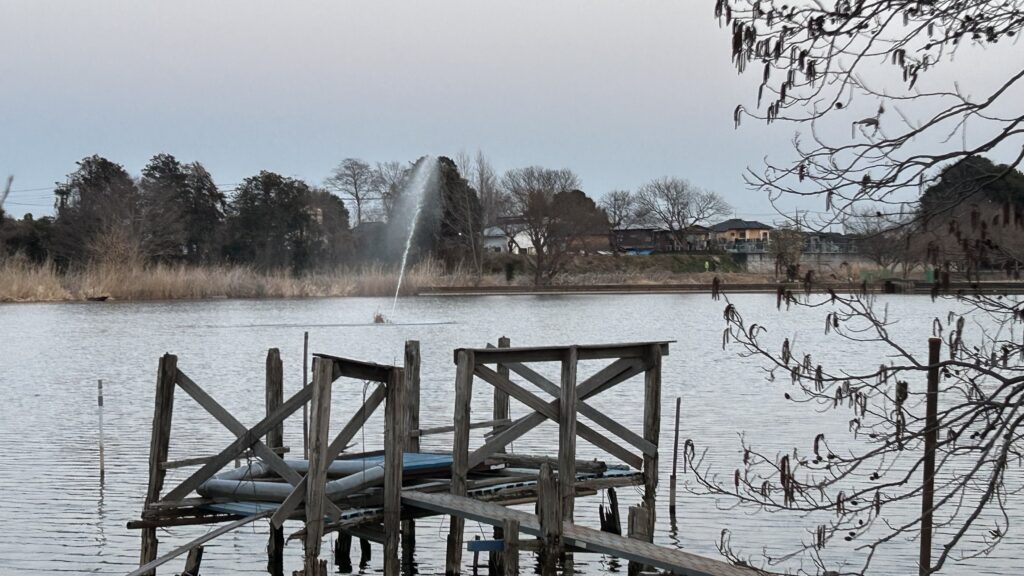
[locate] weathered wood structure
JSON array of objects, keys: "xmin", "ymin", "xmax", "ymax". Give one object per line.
[{"xmin": 128, "ymin": 338, "xmax": 760, "ymax": 576}]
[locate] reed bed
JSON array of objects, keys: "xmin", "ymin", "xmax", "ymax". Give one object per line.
[{"xmin": 0, "ymin": 256, "xmax": 473, "ymax": 302}]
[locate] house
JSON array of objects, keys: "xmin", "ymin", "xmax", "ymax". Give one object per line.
[
  {"xmin": 610, "ymin": 225, "xmax": 712, "ymax": 254},
  {"xmin": 492, "ymin": 217, "xmax": 536, "ymax": 255},
  {"xmin": 710, "ymin": 219, "xmax": 773, "ymax": 252}
]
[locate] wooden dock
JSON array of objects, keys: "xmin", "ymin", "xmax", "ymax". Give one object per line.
[
  {"xmin": 403, "ymin": 490, "xmax": 761, "ymax": 576},
  {"xmin": 127, "ymin": 337, "xmax": 763, "ymax": 576}
]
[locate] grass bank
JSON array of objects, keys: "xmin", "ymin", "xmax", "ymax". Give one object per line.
[{"xmin": 0, "ymin": 257, "xmax": 476, "ymax": 302}]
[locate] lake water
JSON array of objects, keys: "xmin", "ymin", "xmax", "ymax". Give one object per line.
[{"xmin": 0, "ymin": 293, "xmax": 1019, "ymax": 575}]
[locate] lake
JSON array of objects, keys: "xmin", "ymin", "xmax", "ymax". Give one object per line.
[{"xmin": 0, "ymin": 293, "xmax": 1018, "ymax": 575}]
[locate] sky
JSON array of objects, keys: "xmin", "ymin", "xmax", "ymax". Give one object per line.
[{"xmin": 1, "ymin": 1, "xmax": 1020, "ymax": 223}]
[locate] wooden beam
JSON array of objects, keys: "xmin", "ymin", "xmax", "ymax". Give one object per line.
[
  {"xmin": 383, "ymin": 367, "xmax": 404, "ymax": 576},
  {"xmin": 127, "ymin": 511, "xmax": 271, "ymax": 576},
  {"xmin": 315, "ymin": 353, "xmax": 394, "ymax": 383},
  {"xmin": 402, "ymin": 341, "xmax": 421, "ymax": 564},
  {"xmin": 413, "ymin": 418, "xmax": 512, "ymax": 437},
  {"xmin": 494, "ymin": 336, "xmax": 511, "ymax": 452},
  {"xmin": 162, "ymin": 381, "xmax": 314, "ymax": 502},
  {"xmin": 537, "ymin": 463, "xmax": 560, "ymax": 576},
  {"xmin": 448, "ymin": 350, "xmax": 474, "ymax": 575},
  {"xmin": 174, "ymin": 370, "xmax": 342, "ymax": 519},
  {"xmin": 468, "ymin": 358, "xmax": 645, "ymax": 469},
  {"xmin": 503, "ymin": 358, "xmax": 656, "ymax": 457},
  {"xmin": 266, "ymin": 348, "xmax": 284, "ymax": 451},
  {"xmin": 473, "ymin": 365, "xmax": 643, "ymax": 469},
  {"xmin": 559, "ymin": 346, "xmax": 578, "ymax": 523},
  {"xmin": 270, "ymin": 384, "xmax": 386, "ymax": 528},
  {"xmin": 305, "ymin": 357, "xmax": 334, "ymax": 573},
  {"xmin": 457, "ymin": 341, "xmax": 671, "ymax": 365},
  {"xmin": 140, "ymin": 353, "xmax": 177, "ymax": 574},
  {"xmin": 502, "ymin": 518, "xmax": 519, "ymax": 576},
  {"xmin": 182, "ymin": 546, "xmax": 203, "ymax": 576}
]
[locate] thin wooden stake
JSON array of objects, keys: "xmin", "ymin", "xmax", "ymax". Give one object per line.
[
  {"xmin": 98, "ymin": 379, "xmax": 105, "ymax": 483},
  {"xmin": 670, "ymin": 396, "xmax": 681, "ymax": 519},
  {"xmin": 920, "ymin": 337, "xmax": 941, "ymax": 576},
  {"xmin": 303, "ymin": 330, "xmax": 309, "ymax": 461}
]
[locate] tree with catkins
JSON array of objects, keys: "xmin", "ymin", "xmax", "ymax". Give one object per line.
[{"xmin": 683, "ymin": 1, "xmax": 1024, "ymax": 574}]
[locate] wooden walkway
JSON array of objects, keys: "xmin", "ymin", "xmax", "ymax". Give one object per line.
[{"xmin": 402, "ymin": 491, "xmax": 762, "ymax": 576}]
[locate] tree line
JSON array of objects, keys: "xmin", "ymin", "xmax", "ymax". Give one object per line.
[{"xmin": 1, "ymin": 152, "xmax": 740, "ymax": 283}]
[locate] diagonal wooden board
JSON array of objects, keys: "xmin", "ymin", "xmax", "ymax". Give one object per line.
[
  {"xmin": 125, "ymin": 511, "xmax": 272, "ymax": 576},
  {"xmin": 402, "ymin": 491, "xmax": 765, "ymax": 576}
]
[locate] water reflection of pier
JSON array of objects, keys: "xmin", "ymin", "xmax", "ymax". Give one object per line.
[{"xmin": 128, "ymin": 338, "xmax": 760, "ymax": 576}]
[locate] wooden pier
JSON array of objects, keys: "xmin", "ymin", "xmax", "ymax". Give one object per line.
[{"xmin": 127, "ymin": 338, "xmax": 763, "ymax": 576}]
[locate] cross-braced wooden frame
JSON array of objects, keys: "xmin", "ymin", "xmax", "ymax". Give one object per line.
[{"xmin": 443, "ymin": 340, "xmax": 669, "ymax": 574}]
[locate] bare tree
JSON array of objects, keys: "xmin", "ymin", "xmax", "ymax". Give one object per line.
[
  {"xmin": 455, "ymin": 150, "xmax": 501, "ymax": 226},
  {"xmin": 845, "ymin": 209, "xmax": 908, "ymax": 272},
  {"xmin": 688, "ymin": 2, "xmax": 1024, "ymax": 574},
  {"xmin": 325, "ymin": 158, "xmax": 376, "ymax": 225},
  {"xmin": 500, "ymin": 166, "xmax": 583, "ymax": 285},
  {"xmin": 635, "ymin": 177, "xmax": 731, "ymax": 247},
  {"xmin": 373, "ymin": 161, "xmax": 409, "ymax": 221},
  {"xmin": 600, "ymin": 189, "xmax": 642, "ymax": 229}
]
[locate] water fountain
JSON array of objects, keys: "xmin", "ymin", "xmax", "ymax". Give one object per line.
[{"xmin": 387, "ymin": 156, "xmax": 439, "ymax": 322}]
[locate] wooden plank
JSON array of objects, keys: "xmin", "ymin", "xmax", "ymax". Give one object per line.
[
  {"xmin": 383, "ymin": 367, "xmax": 404, "ymax": 576},
  {"xmin": 457, "ymin": 341, "xmax": 671, "ymax": 365},
  {"xmin": 502, "ymin": 358, "xmax": 656, "ymax": 457},
  {"xmin": 160, "ymin": 447, "xmax": 288, "ymax": 470},
  {"xmin": 140, "ymin": 353, "xmax": 177, "ymax": 574},
  {"xmin": 473, "ymin": 365, "xmax": 643, "ymax": 470},
  {"xmin": 266, "ymin": 348, "xmax": 284, "ymax": 451},
  {"xmin": 448, "ymin": 350, "xmax": 474, "ymax": 575},
  {"xmin": 315, "ymin": 352, "xmax": 394, "ymax": 383},
  {"xmin": 642, "ymin": 343, "xmax": 662, "ymax": 537},
  {"xmin": 306, "ymin": 357, "xmax": 334, "ymax": 572},
  {"xmin": 403, "ymin": 491, "xmax": 759, "ymax": 576},
  {"xmin": 413, "ymin": 418, "xmax": 512, "ymax": 437},
  {"xmin": 559, "ymin": 346, "xmax": 578, "ymax": 522},
  {"xmin": 126, "ymin": 511, "xmax": 271, "ymax": 576},
  {"xmin": 163, "ymin": 381, "xmax": 314, "ymax": 502},
  {"xmin": 270, "ymin": 384, "xmax": 386, "ymax": 528},
  {"xmin": 174, "ymin": 371, "xmax": 342, "ymax": 519}
]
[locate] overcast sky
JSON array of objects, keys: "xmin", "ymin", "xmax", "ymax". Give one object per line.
[{"xmin": 1, "ymin": 1, "xmax": 1018, "ymax": 223}]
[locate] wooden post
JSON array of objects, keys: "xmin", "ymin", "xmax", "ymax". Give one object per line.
[
  {"xmin": 447, "ymin": 350, "xmax": 474, "ymax": 575},
  {"xmin": 305, "ymin": 357, "xmax": 334, "ymax": 574},
  {"xmin": 98, "ymin": 379, "xmax": 105, "ymax": 483},
  {"xmin": 600, "ymin": 487, "xmax": 622, "ymax": 535},
  {"xmin": 537, "ymin": 462, "xmax": 561, "ymax": 576},
  {"xmin": 491, "ymin": 337, "xmax": 511, "ymax": 576},
  {"xmin": 502, "ymin": 519, "xmax": 520, "ymax": 576},
  {"xmin": 384, "ymin": 367, "xmax": 405, "ymax": 576},
  {"xmin": 359, "ymin": 538, "xmax": 371, "ymax": 567},
  {"xmin": 266, "ymin": 348, "xmax": 284, "ymax": 451},
  {"xmin": 182, "ymin": 546, "xmax": 203, "ymax": 576},
  {"xmin": 402, "ymin": 341, "xmax": 421, "ymax": 562},
  {"xmin": 670, "ymin": 396, "xmax": 681, "ymax": 519},
  {"xmin": 626, "ymin": 505, "xmax": 652, "ymax": 576},
  {"xmin": 267, "ymin": 527, "xmax": 284, "ymax": 576},
  {"xmin": 265, "ymin": 348, "xmax": 285, "ymax": 575},
  {"xmin": 303, "ymin": 331, "xmax": 309, "ymax": 461},
  {"xmin": 140, "ymin": 353, "xmax": 177, "ymax": 574},
  {"xmin": 335, "ymin": 532, "xmax": 352, "ymax": 573},
  {"xmin": 559, "ymin": 346, "xmax": 578, "ymax": 521},
  {"xmin": 642, "ymin": 343, "xmax": 662, "ymax": 537},
  {"xmin": 472, "ymin": 535, "xmax": 481, "ymax": 575},
  {"xmin": 920, "ymin": 337, "xmax": 941, "ymax": 576}
]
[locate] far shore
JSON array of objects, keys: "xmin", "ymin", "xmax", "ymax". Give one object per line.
[{"xmin": 3, "ymin": 257, "xmax": 1022, "ymax": 304}]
